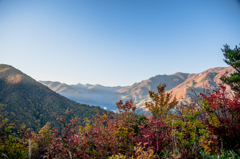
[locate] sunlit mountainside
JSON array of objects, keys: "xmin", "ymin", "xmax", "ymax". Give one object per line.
[{"xmin": 40, "ymin": 66, "xmax": 234, "ymax": 114}]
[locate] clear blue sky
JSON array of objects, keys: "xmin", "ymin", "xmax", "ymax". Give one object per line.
[{"xmin": 1, "ymin": 0, "xmax": 240, "ymax": 86}]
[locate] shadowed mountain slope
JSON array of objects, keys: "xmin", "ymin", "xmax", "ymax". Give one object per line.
[{"xmin": 0, "ymin": 64, "xmax": 107, "ymax": 131}]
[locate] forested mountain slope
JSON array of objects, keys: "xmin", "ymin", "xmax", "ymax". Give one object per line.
[{"xmin": 0, "ymin": 64, "xmax": 107, "ymax": 131}]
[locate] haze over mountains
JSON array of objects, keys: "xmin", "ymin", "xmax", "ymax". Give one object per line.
[{"xmin": 40, "ymin": 66, "xmax": 234, "ymax": 114}]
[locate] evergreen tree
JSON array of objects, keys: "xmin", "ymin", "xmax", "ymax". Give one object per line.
[{"xmin": 220, "ymin": 44, "xmax": 240, "ymax": 92}]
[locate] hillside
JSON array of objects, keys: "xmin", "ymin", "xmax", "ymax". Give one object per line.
[
  {"xmin": 115, "ymin": 72, "xmax": 194, "ymax": 102},
  {"xmin": 0, "ymin": 64, "xmax": 107, "ymax": 131},
  {"xmin": 136, "ymin": 67, "xmax": 234, "ymax": 113},
  {"xmin": 40, "ymin": 66, "xmax": 235, "ymax": 114}
]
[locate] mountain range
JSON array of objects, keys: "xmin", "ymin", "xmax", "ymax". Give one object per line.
[
  {"xmin": 0, "ymin": 63, "xmax": 235, "ymax": 132},
  {"xmin": 40, "ymin": 66, "xmax": 234, "ymax": 114},
  {"xmin": 0, "ymin": 64, "xmax": 107, "ymax": 131}
]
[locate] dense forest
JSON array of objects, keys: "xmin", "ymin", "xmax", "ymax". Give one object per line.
[{"xmin": 1, "ymin": 44, "xmax": 240, "ymax": 158}]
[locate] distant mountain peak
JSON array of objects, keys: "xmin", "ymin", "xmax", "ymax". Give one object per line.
[
  {"xmin": 171, "ymin": 72, "xmax": 188, "ymax": 75},
  {"xmin": 84, "ymin": 83, "xmax": 93, "ymax": 87}
]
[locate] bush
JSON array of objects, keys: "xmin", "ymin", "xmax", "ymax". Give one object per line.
[{"xmin": 2, "ymin": 83, "xmax": 240, "ymax": 158}]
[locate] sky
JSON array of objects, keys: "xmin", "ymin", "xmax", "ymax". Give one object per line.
[{"xmin": 1, "ymin": 0, "xmax": 240, "ymax": 86}]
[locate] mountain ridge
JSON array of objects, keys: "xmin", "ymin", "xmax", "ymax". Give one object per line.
[{"xmin": 39, "ymin": 66, "xmax": 234, "ymax": 113}]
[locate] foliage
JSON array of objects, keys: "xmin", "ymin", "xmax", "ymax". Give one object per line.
[
  {"xmin": 145, "ymin": 83, "xmax": 178, "ymax": 118},
  {"xmin": 200, "ymin": 85, "xmax": 240, "ymax": 152},
  {"xmin": 172, "ymin": 102, "xmax": 207, "ymax": 158},
  {"xmin": 128, "ymin": 116, "xmax": 171, "ymax": 156},
  {"xmin": 200, "ymin": 149, "xmax": 240, "ymax": 159},
  {"xmin": 30, "ymin": 100, "xmax": 137, "ymax": 158},
  {"xmin": 1, "ymin": 83, "xmax": 240, "ymax": 158},
  {"xmin": 31, "ymin": 122, "xmax": 54, "ymax": 158},
  {"xmin": 221, "ymin": 44, "xmax": 240, "ymax": 92},
  {"xmin": 0, "ymin": 115, "xmax": 30, "ymax": 158}
]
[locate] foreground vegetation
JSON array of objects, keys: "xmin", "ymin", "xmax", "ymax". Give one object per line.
[
  {"xmin": 1, "ymin": 82, "xmax": 240, "ymax": 158},
  {"xmin": 1, "ymin": 44, "xmax": 240, "ymax": 158}
]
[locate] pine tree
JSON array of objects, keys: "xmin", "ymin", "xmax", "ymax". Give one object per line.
[{"xmin": 220, "ymin": 44, "xmax": 240, "ymax": 92}]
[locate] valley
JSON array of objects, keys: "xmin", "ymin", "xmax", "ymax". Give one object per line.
[{"xmin": 40, "ymin": 66, "xmax": 234, "ymax": 114}]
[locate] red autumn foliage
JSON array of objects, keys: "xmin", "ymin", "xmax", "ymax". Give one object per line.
[{"xmin": 201, "ymin": 85, "xmax": 240, "ymax": 150}]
